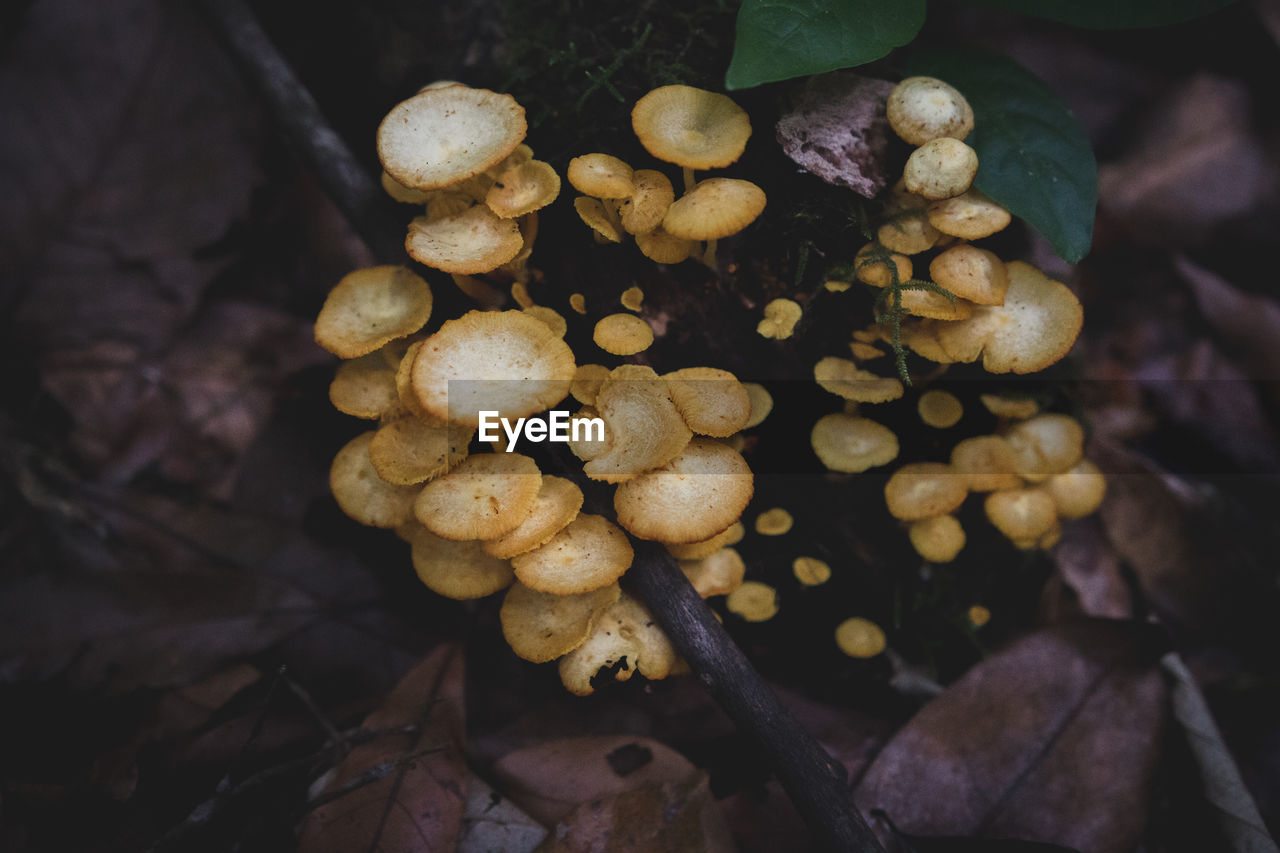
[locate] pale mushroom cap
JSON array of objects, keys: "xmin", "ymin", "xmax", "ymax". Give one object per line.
[
  {"xmin": 485, "ymin": 159, "xmax": 561, "ymax": 219},
  {"xmin": 663, "ymin": 178, "xmax": 766, "ymax": 240},
  {"xmin": 680, "ymin": 547, "xmax": 746, "ymax": 598},
  {"xmin": 726, "ymin": 580, "xmax": 779, "ymax": 622},
  {"xmin": 742, "ymin": 383, "xmax": 773, "ymax": 428},
  {"xmin": 980, "ymin": 393, "xmax": 1039, "ymax": 420},
  {"xmin": 834, "ymin": 617, "xmax": 886, "ymax": 658},
  {"xmin": 931, "ymin": 261, "xmax": 1083, "ymax": 374},
  {"xmin": 754, "ymin": 508, "xmax": 794, "ymax": 536},
  {"xmin": 511, "ymin": 513, "xmax": 635, "ymax": 595},
  {"xmin": 410, "ymin": 309, "xmax": 575, "ymax": 427},
  {"xmin": 855, "ymin": 243, "xmax": 913, "ymax": 288},
  {"xmin": 567, "ymin": 153, "xmax": 635, "ymax": 198},
  {"xmin": 666, "ymin": 521, "xmax": 745, "ymax": 560},
  {"xmin": 406, "ymin": 206, "xmax": 524, "ymax": 275},
  {"xmin": 500, "ymin": 582, "xmax": 621, "ymax": 664},
  {"xmin": 814, "ymin": 357, "xmax": 904, "ymax": 403},
  {"xmin": 368, "ymin": 415, "xmax": 472, "ymax": 485},
  {"xmin": 664, "ymin": 367, "xmax": 753, "ymax": 437},
  {"xmin": 927, "ymin": 189, "xmax": 1012, "ymax": 240},
  {"xmin": 329, "ymin": 431, "xmax": 419, "ymax": 529},
  {"xmin": 1004, "ymin": 413, "xmax": 1085, "ymax": 480},
  {"xmin": 793, "ymin": 556, "xmax": 832, "ymax": 586},
  {"xmin": 632, "ymin": 85, "xmax": 752, "ymax": 169},
  {"xmin": 903, "ymin": 138, "xmax": 979, "ymax": 201},
  {"xmin": 917, "ymin": 389, "xmax": 964, "ymax": 428},
  {"xmin": 413, "ymin": 452, "xmax": 542, "ymax": 540},
  {"xmin": 329, "ymin": 353, "xmax": 399, "ymax": 419},
  {"xmin": 570, "ymin": 363, "xmax": 612, "ymax": 406},
  {"xmin": 877, "ymin": 212, "xmax": 940, "ymax": 255},
  {"xmin": 574, "ymin": 196, "xmax": 624, "ymax": 243},
  {"xmin": 584, "ymin": 366, "xmax": 692, "ymax": 483},
  {"xmin": 892, "ymin": 288, "xmax": 974, "ymax": 321},
  {"xmin": 315, "ymin": 266, "xmax": 433, "ymax": 359},
  {"xmin": 984, "ymin": 487, "xmax": 1058, "ymax": 541},
  {"xmin": 908, "ymin": 514, "xmax": 966, "ymax": 563},
  {"xmin": 620, "ymin": 286, "xmax": 645, "ymax": 311},
  {"xmin": 950, "ymin": 434, "xmax": 1023, "ymax": 492},
  {"xmin": 614, "ymin": 438, "xmax": 754, "ymax": 543},
  {"xmin": 886, "ymin": 76, "xmax": 974, "ymax": 146},
  {"xmin": 884, "ymin": 462, "xmax": 968, "ymax": 521},
  {"xmin": 381, "ymin": 170, "xmax": 433, "ymax": 204},
  {"xmin": 929, "ymin": 245, "xmax": 1010, "ymax": 306},
  {"xmin": 558, "ymin": 594, "xmax": 676, "ymax": 694},
  {"xmin": 1044, "ymin": 459, "xmax": 1107, "ymax": 520},
  {"xmin": 621, "ymin": 170, "xmax": 676, "ymax": 235},
  {"xmin": 757, "ymin": 298, "xmax": 802, "ymax": 340},
  {"xmin": 481, "ymin": 475, "xmax": 585, "ymax": 559},
  {"xmin": 406, "ymin": 525, "xmax": 515, "ymax": 600},
  {"xmin": 635, "ymin": 226, "xmax": 695, "ymax": 264},
  {"xmin": 377, "ymin": 86, "xmax": 527, "ymax": 190},
  {"xmin": 810, "ymin": 413, "xmax": 899, "ymax": 473},
  {"xmin": 593, "ymin": 313, "xmax": 654, "ymax": 356}
]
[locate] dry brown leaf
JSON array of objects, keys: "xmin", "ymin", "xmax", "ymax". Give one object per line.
[
  {"xmin": 299, "ymin": 645, "xmax": 467, "ymax": 852},
  {"xmin": 536, "ymin": 774, "xmax": 735, "ymax": 853},
  {"xmin": 458, "ymin": 771, "xmax": 548, "ymax": 853},
  {"xmin": 855, "ymin": 621, "xmax": 1167, "ymax": 852},
  {"xmin": 1051, "ymin": 516, "xmax": 1133, "ymax": 620},
  {"xmin": 775, "ymin": 73, "xmax": 896, "ymax": 198},
  {"xmin": 492, "ymin": 734, "xmax": 697, "ymax": 826}
]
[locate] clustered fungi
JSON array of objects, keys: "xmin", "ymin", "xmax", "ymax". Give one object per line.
[
  {"xmin": 569, "ymin": 85, "xmax": 766, "ymax": 267},
  {"xmin": 320, "ymin": 72, "xmax": 1109, "ymax": 691}
]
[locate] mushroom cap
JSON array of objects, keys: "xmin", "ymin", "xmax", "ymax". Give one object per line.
[
  {"xmin": 891, "ymin": 289, "xmax": 974, "ymax": 321},
  {"xmin": 884, "ymin": 462, "xmax": 968, "ymax": 521},
  {"xmin": 329, "ymin": 431, "xmax": 420, "ymax": 528},
  {"xmin": 1003, "ymin": 413, "xmax": 1085, "ymax": 480},
  {"xmin": 614, "ymin": 438, "xmax": 754, "ymax": 543},
  {"xmin": 481, "ymin": 475, "xmax": 584, "ymax": 559},
  {"xmin": 666, "ymin": 521, "xmax": 745, "ymax": 560},
  {"xmin": 410, "ymin": 309, "xmax": 575, "ymax": 427},
  {"xmin": 573, "ymin": 196, "xmax": 624, "ymax": 243},
  {"xmin": 593, "ymin": 313, "xmax": 654, "ymax": 355},
  {"xmin": 726, "ymin": 581, "xmax": 779, "ymax": 622},
  {"xmin": 570, "ymin": 364, "xmax": 612, "ymax": 406},
  {"xmin": 500, "ymin": 582, "xmax": 621, "ymax": 663},
  {"xmin": 664, "ymin": 367, "xmax": 752, "ymax": 437},
  {"xmin": 814, "ymin": 357, "xmax": 904, "ymax": 403},
  {"xmin": 584, "ymin": 366, "xmax": 691, "ymax": 483},
  {"xmin": 929, "ymin": 245, "xmax": 1010, "ymax": 306},
  {"xmin": 757, "ymin": 298, "xmax": 803, "ymax": 340},
  {"xmin": 635, "ymin": 226, "xmax": 695, "ymax": 264},
  {"xmin": 405, "ymin": 524, "xmax": 515, "ymax": 600},
  {"xmin": 984, "ymin": 487, "xmax": 1058, "ymax": 541},
  {"xmin": 792, "ymin": 556, "xmax": 832, "ymax": 586},
  {"xmin": 315, "ymin": 266, "xmax": 433, "ymax": 359},
  {"xmin": 522, "ymin": 305, "xmax": 568, "ymax": 338},
  {"xmin": 810, "ymin": 413, "xmax": 899, "ymax": 473},
  {"xmin": 368, "ymin": 415, "xmax": 472, "ymax": 485},
  {"xmin": 558, "ymin": 594, "xmax": 676, "ymax": 694},
  {"xmin": 631, "ymin": 85, "xmax": 752, "ymax": 169},
  {"xmin": 569, "ymin": 293, "xmax": 588, "ymax": 315},
  {"xmin": 877, "ymin": 212, "xmax": 940, "ymax": 255},
  {"xmin": 834, "ymin": 617, "xmax": 886, "ymax": 658},
  {"xmin": 950, "ymin": 434, "xmax": 1023, "ymax": 492},
  {"xmin": 908, "ymin": 514, "xmax": 966, "ymax": 563},
  {"xmin": 754, "ymin": 507, "xmax": 794, "ymax": 536},
  {"xmin": 1044, "ymin": 458, "xmax": 1107, "ymax": 520},
  {"xmin": 903, "ymin": 138, "xmax": 979, "ymax": 201},
  {"xmin": 742, "ymin": 383, "xmax": 773, "ymax": 428},
  {"xmin": 377, "ymin": 86, "xmax": 526, "ymax": 190},
  {"xmin": 917, "ymin": 389, "xmax": 964, "ymax": 428},
  {"xmin": 680, "ymin": 547, "xmax": 746, "ymax": 598},
  {"xmin": 567, "ymin": 405, "xmax": 611, "ymax": 462},
  {"xmin": 662, "ymin": 178, "xmax": 766, "ymax": 240},
  {"xmin": 406, "ymin": 206, "xmax": 524, "ymax": 275},
  {"xmin": 329, "ymin": 353, "xmax": 398, "ymax": 419},
  {"xmin": 620, "ymin": 286, "xmax": 645, "ymax": 311},
  {"xmin": 413, "ymin": 452, "xmax": 542, "ymax": 540},
  {"xmin": 511, "ymin": 513, "xmax": 634, "ymax": 595},
  {"xmin": 485, "ymin": 159, "xmax": 561, "ymax": 219},
  {"xmin": 855, "ymin": 243, "xmax": 913, "ymax": 288},
  {"xmin": 980, "ymin": 393, "xmax": 1039, "ymax": 420},
  {"xmin": 886, "ymin": 76, "xmax": 974, "ymax": 146},
  {"xmin": 621, "ymin": 170, "xmax": 675, "ymax": 235},
  {"xmin": 566, "ymin": 153, "xmax": 635, "ymax": 198},
  {"xmin": 927, "ymin": 189, "xmax": 1012, "ymax": 240},
  {"xmin": 931, "ymin": 262, "xmax": 1083, "ymax": 374}
]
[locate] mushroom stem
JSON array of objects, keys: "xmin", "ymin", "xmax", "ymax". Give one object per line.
[
  {"xmin": 682, "ymin": 166, "xmax": 696, "ymax": 193},
  {"xmin": 702, "ymin": 239, "xmax": 719, "ymax": 269}
]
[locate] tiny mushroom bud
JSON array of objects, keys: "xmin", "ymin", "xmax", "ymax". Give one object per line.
[
  {"xmin": 904, "ymin": 138, "xmax": 979, "ymax": 201},
  {"xmin": 835, "ymin": 617, "xmax": 886, "ymax": 658},
  {"xmin": 755, "ymin": 508, "xmax": 794, "ymax": 536},
  {"xmin": 793, "ymin": 556, "xmax": 832, "ymax": 586},
  {"xmin": 917, "ymin": 389, "xmax": 963, "ymax": 428},
  {"xmin": 727, "ymin": 581, "xmax": 779, "ymax": 622}
]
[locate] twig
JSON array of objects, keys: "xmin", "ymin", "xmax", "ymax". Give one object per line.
[
  {"xmin": 197, "ymin": 5, "xmax": 885, "ymax": 851},
  {"xmin": 299, "ymin": 746, "xmax": 447, "ymax": 816}
]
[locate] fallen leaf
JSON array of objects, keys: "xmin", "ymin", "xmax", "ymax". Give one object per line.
[
  {"xmin": 775, "ymin": 73, "xmax": 897, "ymax": 198},
  {"xmin": 855, "ymin": 621, "xmax": 1167, "ymax": 853},
  {"xmin": 492, "ymin": 734, "xmax": 697, "ymax": 826},
  {"xmin": 458, "ymin": 772, "xmax": 548, "ymax": 853},
  {"xmin": 1051, "ymin": 516, "xmax": 1133, "ymax": 620},
  {"xmin": 299, "ymin": 644, "xmax": 467, "ymax": 852},
  {"xmin": 537, "ymin": 773, "xmax": 735, "ymax": 853}
]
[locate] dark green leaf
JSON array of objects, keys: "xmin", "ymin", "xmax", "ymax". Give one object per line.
[
  {"xmin": 961, "ymin": 0, "xmax": 1238, "ymax": 29},
  {"xmin": 725, "ymin": 0, "xmax": 925, "ymax": 90},
  {"xmin": 908, "ymin": 50, "xmax": 1097, "ymax": 263}
]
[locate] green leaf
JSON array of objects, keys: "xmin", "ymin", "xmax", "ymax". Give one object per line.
[
  {"xmin": 960, "ymin": 0, "xmax": 1238, "ymax": 29},
  {"xmin": 908, "ymin": 50, "xmax": 1097, "ymax": 263},
  {"xmin": 725, "ymin": 0, "xmax": 925, "ymax": 90}
]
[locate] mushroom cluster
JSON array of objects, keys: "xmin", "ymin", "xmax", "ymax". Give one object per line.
[
  {"xmin": 568, "ymin": 85, "xmax": 766, "ymax": 267},
  {"xmin": 377, "ymin": 82, "xmax": 560, "ymax": 283},
  {"xmin": 823, "ymin": 76, "xmax": 1084, "ymax": 377}
]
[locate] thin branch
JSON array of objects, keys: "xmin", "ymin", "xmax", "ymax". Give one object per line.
[{"xmin": 197, "ymin": 4, "xmax": 885, "ymax": 851}]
